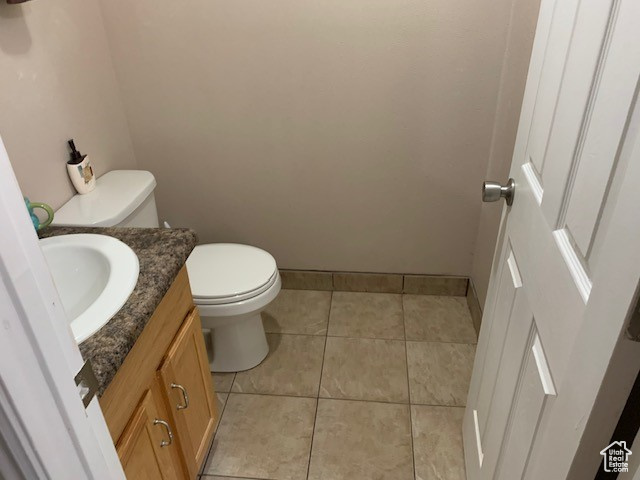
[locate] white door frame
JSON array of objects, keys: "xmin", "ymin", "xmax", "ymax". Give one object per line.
[{"xmin": 0, "ymin": 135, "xmax": 125, "ymax": 479}]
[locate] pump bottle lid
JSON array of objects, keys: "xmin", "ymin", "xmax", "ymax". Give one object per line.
[{"xmin": 67, "ymin": 139, "xmax": 86, "ymax": 165}]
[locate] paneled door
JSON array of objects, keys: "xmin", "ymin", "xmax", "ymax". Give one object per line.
[
  {"xmin": 464, "ymin": 0, "xmax": 640, "ymax": 479},
  {"xmin": 116, "ymin": 390, "xmax": 180, "ymax": 479},
  {"xmin": 159, "ymin": 308, "xmax": 218, "ymax": 478}
]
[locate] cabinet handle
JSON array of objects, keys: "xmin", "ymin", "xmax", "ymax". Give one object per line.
[
  {"xmin": 153, "ymin": 419, "xmax": 173, "ymax": 447},
  {"xmin": 170, "ymin": 383, "xmax": 189, "ymax": 410}
]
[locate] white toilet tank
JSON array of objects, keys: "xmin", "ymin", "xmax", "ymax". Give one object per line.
[{"xmin": 54, "ymin": 170, "xmax": 160, "ymax": 228}]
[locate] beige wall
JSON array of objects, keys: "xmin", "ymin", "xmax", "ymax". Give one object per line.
[
  {"xmin": 470, "ymin": 0, "xmax": 541, "ymax": 308},
  {"xmin": 98, "ymin": 0, "xmax": 518, "ymax": 275},
  {"xmin": 0, "ymin": 0, "xmax": 540, "ymax": 281},
  {"xmin": 0, "ymin": 0, "xmax": 136, "ymax": 210}
]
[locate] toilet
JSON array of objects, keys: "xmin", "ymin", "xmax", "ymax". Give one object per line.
[{"xmin": 53, "ymin": 170, "xmax": 280, "ymax": 372}]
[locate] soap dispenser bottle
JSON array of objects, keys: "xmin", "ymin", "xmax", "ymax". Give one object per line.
[{"xmin": 66, "ymin": 139, "xmax": 95, "ymax": 194}]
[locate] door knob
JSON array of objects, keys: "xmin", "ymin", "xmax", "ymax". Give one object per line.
[{"xmin": 482, "ymin": 178, "xmax": 515, "ymax": 206}]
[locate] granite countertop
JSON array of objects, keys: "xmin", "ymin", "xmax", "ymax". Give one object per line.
[{"xmin": 39, "ymin": 226, "xmax": 198, "ymax": 395}]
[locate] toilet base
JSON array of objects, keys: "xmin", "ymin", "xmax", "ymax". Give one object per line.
[{"xmin": 202, "ymin": 313, "xmax": 269, "ymax": 372}]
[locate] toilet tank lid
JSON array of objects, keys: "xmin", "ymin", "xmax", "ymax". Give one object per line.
[{"xmin": 53, "ymin": 170, "xmax": 157, "ymax": 227}]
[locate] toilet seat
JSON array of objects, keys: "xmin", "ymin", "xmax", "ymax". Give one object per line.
[
  {"xmin": 194, "ymin": 270, "xmax": 279, "ymax": 305},
  {"xmin": 186, "ymin": 243, "xmax": 278, "ymax": 306}
]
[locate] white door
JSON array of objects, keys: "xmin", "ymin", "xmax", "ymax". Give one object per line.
[
  {"xmin": 464, "ymin": 0, "xmax": 640, "ymax": 478},
  {"xmin": 0, "ymin": 136, "xmax": 125, "ymax": 479}
]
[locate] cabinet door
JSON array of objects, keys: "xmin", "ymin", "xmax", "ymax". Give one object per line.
[
  {"xmin": 116, "ymin": 390, "xmax": 180, "ymax": 479},
  {"xmin": 159, "ymin": 308, "xmax": 218, "ymax": 477}
]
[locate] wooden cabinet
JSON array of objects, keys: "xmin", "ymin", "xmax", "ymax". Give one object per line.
[
  {"xmin": 103, "ymin": 267, "xmax": 218, "ymax": 479},
  {"xmin": 116, "ymin": 389, "xmax": 179, "ymax": 479},
  {"xmin": 159, "ymin": 309, "xmax": 218, "ymax": 478}
]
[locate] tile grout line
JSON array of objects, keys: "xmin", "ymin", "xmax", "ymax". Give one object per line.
[
  {"xmin": 213, "ymin": 389, "xmax": 465, "ymax": 408},
  {"xmin": 200, "ymin": 473, "xmax": 270, "ymax": 480},
  {"xmin": 402, "ymin": 295, "xmax": 418, "ymax": 480},
  {"xmin": 305, "ymin": 290, "xmax": 332, "ymax": 480},
  {"xmin": 280, "ymin": 285, "xmax": 469, "ymax": 296},
  {"xmin": 281, "ymin": 282, "xmax": 470, "ymax": 297},
  {"xmin": 266, "ymin": 330, "xmax": 477, "ymax": 346}
]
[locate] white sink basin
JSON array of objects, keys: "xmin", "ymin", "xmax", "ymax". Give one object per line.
[{"xmin": 40, "ymin": 234, "xmax": 139, "ymax": 343}]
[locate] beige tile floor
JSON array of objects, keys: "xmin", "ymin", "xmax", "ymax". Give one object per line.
[{"xmin": 201, "ymin": 289, "xmax": 477, "ymax": 480}]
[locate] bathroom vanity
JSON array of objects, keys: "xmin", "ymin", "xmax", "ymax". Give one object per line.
[
  {"xmin": 40, "ymin": 226, "xmax": 217, "ymax": 478},
  {"xmin": 103, "ymin": 266, "xmax": 217, "ymax": 479}
]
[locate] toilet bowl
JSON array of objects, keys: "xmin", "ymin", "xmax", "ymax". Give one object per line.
[
  {"xmin": 186, "ymin": 243, "xmax": 281, "ymax": 372},
  {"xmin": 53, "ymin": 170, "xmax": 280, "ymax": 373}
]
